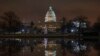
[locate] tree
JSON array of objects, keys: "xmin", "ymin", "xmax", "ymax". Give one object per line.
[
  {"xmin": 0, "ymin": 11, "xmax": 22, "ymax": 33},
  {"xmin": 93, "ymin": 17, "xmax": 100, "ymax": 33},
  {"xmin": 61, "ymin": 17, "xmax": 67, "ymax": 26},
  {"xmin": 66, "ymin": 20, "xmax": 74, "ymax": 33},
  {"xmin": 60, "ymin": 17, "xmax": 67, "ymax": 33},
  {"xmin": 29, "ymin": 21, "xmax": 34, "ymax": 33},
  {"xmin": 72, "ymin": 16, "xmax": 89, "ymax": 33},
  {"xmin": 30, "ymin": 21, "xmax": 34, "ymax": 28}
]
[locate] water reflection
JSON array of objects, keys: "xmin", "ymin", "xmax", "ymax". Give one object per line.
[
  {"xmin": 66, "ymin": 40, "xmax": 87, "ymax": 53},
  {"xmin": 45, "ymin": 50, "xmax": 56, "ymax": 56},
  {"xmin": 0, "ymin": 38, "xmax": 99, "ymax": 56}
]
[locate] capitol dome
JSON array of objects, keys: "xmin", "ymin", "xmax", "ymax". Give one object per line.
[{"xmin": 45, "ymin": 6, "xmax": 56, "ymax": 22}]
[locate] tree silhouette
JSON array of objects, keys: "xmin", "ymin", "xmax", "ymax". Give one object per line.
[
  {"xmin": 30, "ymin": 21, "xmax": 34, "ymax": 28},
  {"xmin": 67, "ymin": 20, "xmax": 73, "ymax": 33},
  {"xmin": 93, "ymin": 17, "xmax": 100, "ymax": 33},
  {"xmin": 60, "ymin": 17, "xmax": 67, "ymax": 33},
  {"xmin": 29, "ymin": 21, "xmax": 34, "ymax": 33},
  {"xmin": 73, "ymin": 16, "xmax": 89, "ymax": 33},
  {"xmin": 0, "ymin": 11, "xmax": 22, "ymax": 33},
  {"xmin": 61, "ymin": 17, "xmax": 67, "ymax": 26}
]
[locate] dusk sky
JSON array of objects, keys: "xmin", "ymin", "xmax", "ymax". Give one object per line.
[{"xmin": 0, "ymin": 0, "xmax": 100, "ymax": 24}]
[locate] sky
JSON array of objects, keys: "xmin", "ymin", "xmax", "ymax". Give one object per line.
[{"xmin": 0, "ymin": 0, "xmax": 100, "ymax": 24}]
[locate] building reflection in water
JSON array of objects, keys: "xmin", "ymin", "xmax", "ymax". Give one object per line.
[
  {"xmin": 45, "ymin": 50, "xmax": 56, "ymax": 56},
  {"xmin": 44, "ymin": 39, "xmax": 57, "ymax": 56},
  {"xmin": 0, "ymin": 38, "xmax": 99, "ymax": 56}
]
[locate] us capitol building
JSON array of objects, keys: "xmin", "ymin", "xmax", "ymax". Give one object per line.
[{"xmin": 34, "ymin": 6, "xmax": 61, "ymax": 32}]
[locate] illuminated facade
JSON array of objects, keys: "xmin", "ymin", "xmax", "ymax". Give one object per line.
[{"xmin": 35, "ymin": 6, "xmax": 61, "ymax": 32}]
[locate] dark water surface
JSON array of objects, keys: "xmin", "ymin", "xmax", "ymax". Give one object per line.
[{"xmin": 0, "ymin": 38, "xmax": 99, "ymax": 56}]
